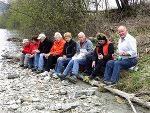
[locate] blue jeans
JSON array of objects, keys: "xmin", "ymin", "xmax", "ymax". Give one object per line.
[
  {"xmin": 34, "ymin": 53, "xmax": 45, "ymax": 70},
  {"xmin": 28, "ymin": 57, "xmax": 34, "ymax": 68},
  {"xmin": 55, "ymin": 57, "xmax": 71, "ymax": 74},
  {"xmin": 63, "ymin": 59, "xmax": 86, "ymax": 76},
  {"xmin": 103, "ymin": 58, "xmax": 137, "ymax": 83}
]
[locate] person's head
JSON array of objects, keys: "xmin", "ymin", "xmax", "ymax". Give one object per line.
[
  {"xmin": 78, "ymin": 32, "xmax": 86, "ymax": 43},
  {"xmin": 96, "ymin": 33, "xmax": 107, "ymax": 45},
  {"xmin": 117, "ymin": 25, "xmax": 128, "ymax": 39},
  {"xmin": 64, "ymin": 32, "xmax": 72, "ymax": 42},
  {"xmin": 31, "ymin": 36, "xmax": 38, "ymax": 44},
  {"xmin": 22, "ymin": 39, "xmax": 30, "ymax": 45},
  {"xmin": 37, "ymin": 33, "xmax": 46, "ymax": 42},
  {"xmin": 54, "ymin": 32, "xmax": 62, "ymax": 41}
]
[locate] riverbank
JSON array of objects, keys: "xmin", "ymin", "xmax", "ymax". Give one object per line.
[{"xmin": 0, "ymin": 29, "xmax": 149, "ymax": 113}]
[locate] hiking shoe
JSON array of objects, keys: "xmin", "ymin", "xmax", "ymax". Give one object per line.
[
  {"xmin": 52, "ymin": 73, "xmax": 58, "ymax": 79},
  {"xmin": 41, "ymin": 71, "xmax": 49, "ymax": 76},
  {"xmin": 35, "ymin": 70, "xmax": 44, "ymax": 74},
  {"xmin": 89, "ymin": 75, "xmax": 95, "ymax": 80},
  {"xmin": 67, "ymin": 75, "xmax": 78, "ymax": 84},
  {"xmin": 58, "ymin": 74, "xmax": 66, "ymax": 80}
]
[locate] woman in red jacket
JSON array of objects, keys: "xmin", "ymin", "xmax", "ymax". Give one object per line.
[{"xmin": 40, "ymin": 32, "xmax": 65, "ymax": 75}]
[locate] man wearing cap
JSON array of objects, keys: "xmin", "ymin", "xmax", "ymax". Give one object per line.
[
  {"xmin": 32, "ymin": 33, "xmax": 53, "ymax": 73},
  {"xmin": 103, "ymin": 26, "xmax": 137, "ymax": 85},
  {"xmin": 85, "ymin": 33, "xmax": 114, "ymax": 80}
]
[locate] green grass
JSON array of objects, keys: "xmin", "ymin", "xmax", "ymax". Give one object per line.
[{"xmin": 116, "ymin": 54, "xmax": 150, "ymax": 93}]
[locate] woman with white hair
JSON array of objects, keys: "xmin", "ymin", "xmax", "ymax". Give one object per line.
[
  {"xmin": 41, "ymin": 32, "xmax": 65, "ymax": 76},
  {"xmin": 53, "ymin": 32, "xmax": 76, "ymax": 77}
]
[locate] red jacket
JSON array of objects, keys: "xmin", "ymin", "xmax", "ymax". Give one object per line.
[
  {"xmin": 22, "ymin": 42, "xmax": 31, "ymax": 54},
  {"xmin": 30, "ymin": 42, "xmax": 40, "ymax": 55},
  {"xmin": 49, "ymin": 38, "xmax": 65, "ymax": 55}
]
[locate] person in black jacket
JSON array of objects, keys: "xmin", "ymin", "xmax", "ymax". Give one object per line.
[
  {"xmin": 52, "ymin": 32, "xmax": 76, "ymax": 77},
  {"xmin": 32, "ymin": 33, "xmax": 53, "ymax": 73},
  {"xmin": 85, "ymin": 33, "xmax": 114, "ymax": 80}
]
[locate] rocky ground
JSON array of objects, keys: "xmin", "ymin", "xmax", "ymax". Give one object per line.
[{"xmin": 0, "ymin": 48, "xmax": 149, "ymax": 113}]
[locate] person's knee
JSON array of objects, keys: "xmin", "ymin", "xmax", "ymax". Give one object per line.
[
  {"xmin": 114, "ymin": 61, "xmax": 121, "ymax": 66},
  {"xmin": 106, "ymin": 60, "xmax": 113, "ymax": 66}
]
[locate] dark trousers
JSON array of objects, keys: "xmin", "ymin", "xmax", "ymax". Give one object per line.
[
  {"xmin": 45, "ymin": 55, "xmax": 59, "ymax": 72},
  {"xmin": 91, "ymin": 59, "xmax": 107, "ymax": 78}
]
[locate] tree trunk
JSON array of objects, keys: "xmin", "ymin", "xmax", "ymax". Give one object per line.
[
  {"xmin": 115, "ymin": 0, "xmax": 122, "ymax": 11},
  {"xmin": 89, "ymin": 80, "xmax": 150, "ymax": 110}
]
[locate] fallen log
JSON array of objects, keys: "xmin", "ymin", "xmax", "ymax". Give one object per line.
[{"xmin": 89, "ymin": 80, "xmax": 150, "ymax": 111}]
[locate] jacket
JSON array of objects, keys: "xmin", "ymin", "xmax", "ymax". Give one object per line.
[
  {"xmin": 76, "ymin": 39, "xmax": 93, "ymax": 54},
  {"xmin": 62, "ymin": 39, "xmax": 76, "ymax": 58},
  {"xmin": 93, "ymin": 40, "xmax": 114, "ymax": 61},
  {"xmin": 22, "ymin": 42, "xmax": 31, "ymax": 54},
  {"xmin": 49, "ymin": 38, "xmax": 65, "ymax": 56},
  {"xmin": 38, "ymin": 38, "xmax": 53, "ymax": 53},
  {"xmin": 30, "ymin": 42, "xmax": 40, "ymax": 55}
]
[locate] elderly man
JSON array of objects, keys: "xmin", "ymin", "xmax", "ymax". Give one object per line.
[
  {"xmin": 59, "ymin": 32, "xmax": 93, "ymax": 83},
  {"xmin": 32, "ymin": 33, "xmax": 53, "ymax": 73},
  {"xmin": 41, "ymin": 32, "xmax": 65, "ymax": 76},
  {"xmin": 103, "ymin": 26, "xmax": 138, "ymax": 85}
]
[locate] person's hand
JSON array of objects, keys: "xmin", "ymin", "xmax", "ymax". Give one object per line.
[
  {"xmin": 29, "ymin": 54, "xmax": 34, "ymax": 58},
  {"xmin": 34, "ymin": 50, "xmax": 40, "ymax": 53},
  {"xmin": 20, "ymin": 48, "xmax": 23, "ymax": 52},
  {"xmin": 98, "ymin": 54, "xmax": 103, "ymax": 59},
  {"xmin": 45, "ymin": 54, "xmax": 50, "ymax": 59},
  {"xmin": 92, "ymin": 61, "xmax": 96, "ymax": 68},
  {"xmin": 118, "ymin": 52, "xmax": 125, "ymax": 56},
  {"xmin": 62, "ymin": 55, "xmax": 67, "ymax": 59}
]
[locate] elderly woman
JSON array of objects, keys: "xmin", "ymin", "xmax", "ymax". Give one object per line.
[
  {"xmin": 53, "ymin": 32, "xmax": 76, "ymax": 77},
  {"xmin": 85, "ymin": 33, "xmax": 114, "ymax": 80},
  {"xmin": 41, "ymin": 32, "xmax": 65, "ymax": 76}
]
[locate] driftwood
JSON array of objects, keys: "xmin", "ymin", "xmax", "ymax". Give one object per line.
[{"xmin": 89, "ymin": 80, "xmax": 150, "ymax": 113}]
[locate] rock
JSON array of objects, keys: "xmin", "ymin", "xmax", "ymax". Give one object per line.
[
  {"xmin": 59, "ymin": 90, "xmax": 67, "ymax": 95},
  {"xmin": 35, "ymin": 105, "xmax": 45, "ymax": 110},
  {"xmin": 32, "ymin": 98, "xmax": 40, "ymax": 102},
  {"xmin": 44, "ymin": 76, "xmax": 51, "ymax": 82},
  {"xmin": 7, "ymin": 74, "xmax": 19, "ymax": 79},
  {"xmin": 75, "ymin": 89, "xmax": 96, "ymax": 98},
  {"xmin": 8, "ymin": 104, "xmax": 19, "ymax": 110}
]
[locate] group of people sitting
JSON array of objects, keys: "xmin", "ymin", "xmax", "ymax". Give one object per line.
[{"xmin": 20, "ymin": 25, "xmax": 138, "ymax": 85}]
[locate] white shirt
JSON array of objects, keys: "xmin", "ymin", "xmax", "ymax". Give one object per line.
[{"xmin": 118, "ymin": 33, "xmax": 137, "ymax": 59}]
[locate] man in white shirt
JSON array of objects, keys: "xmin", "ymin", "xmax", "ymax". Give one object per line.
[{"xmin": 103, "ymin": 25, "xmax": 138, "ymax": 85}]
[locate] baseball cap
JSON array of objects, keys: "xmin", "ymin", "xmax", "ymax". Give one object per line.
[{"xmin": 37, "ymin": 33, "xmax": 46, "ymax": 39}]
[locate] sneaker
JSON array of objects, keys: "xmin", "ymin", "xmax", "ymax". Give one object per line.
[
  {"xmin": 19, "ymin": 64, "xmax": 24, "ymax": 67},
  {"xmin": 31, "ymin": 68, "xmax": 37, "ymax": 72},
  {"xmin": 35, "ymin": 70, "xmax": 44, "ymax": 74},
  {"xmin": 67, "ymin": 75, "xmax": 78, "ymax": 84},
  {"xmin": 103, "ymin": 80, "xmax": 115, "ymax": 85},
  {"xmin": 77, "ymin": 74, "xmax": 83, "ymax": 80},
  {"xmin": 22, "ymin": 66, "xmax": 28, "ymax": 69},
  {"xmin": 41, "ymin": 71, "xmax": 49, "ymax": 76},
  {"xmin": 52, "ymin": 73, "xmax": 58, "ymax": 79}
]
